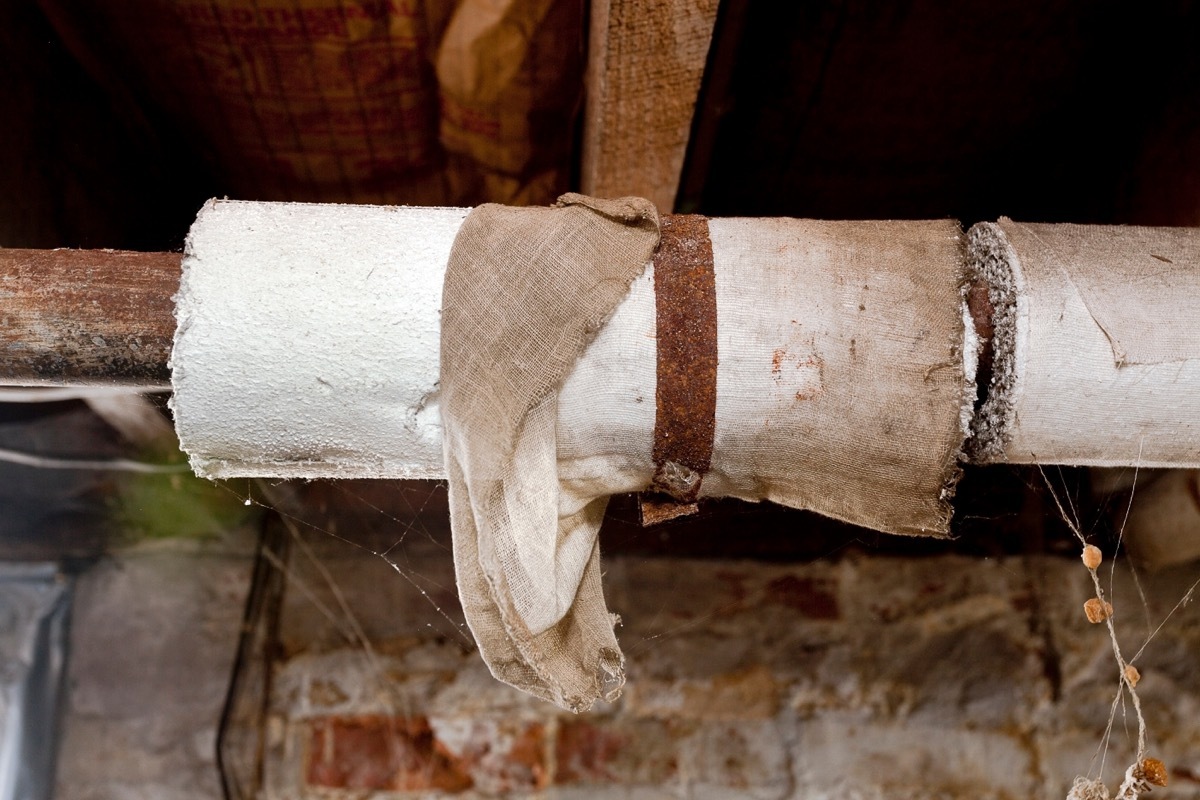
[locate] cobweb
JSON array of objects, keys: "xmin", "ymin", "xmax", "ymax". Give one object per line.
[{"xmin": 1040, "ymin": 466, "xmax": 1199, "ymax": 800}]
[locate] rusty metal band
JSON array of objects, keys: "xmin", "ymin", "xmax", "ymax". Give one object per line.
[{"xmin": 646, "ymin": 214, "xmax": 718, "ymax": 517}]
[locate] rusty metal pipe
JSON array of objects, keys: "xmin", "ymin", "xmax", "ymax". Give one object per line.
[{"xmin": 0, "ymin": 248, "xmax": 180, "ymax": 387}]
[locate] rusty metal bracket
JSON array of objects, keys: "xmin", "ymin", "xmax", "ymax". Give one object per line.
[{"xmin": 640, "ymin": 214, "xmax": 718, "ymax": 525}]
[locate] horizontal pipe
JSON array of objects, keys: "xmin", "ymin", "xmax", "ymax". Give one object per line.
[
  {"xmin": 0, "ymin": 248, "xmax": 179, "ymax": 387},
  {"xmin": 171, "ymin": 202, "xmax": 982, "ymax": 487},
  {"xmin": 5, "ymin": 208, "xmax": 1197, "ymax": 476},
  {"xmin": 0, "ymin": 246, "xmax": 995, "ymax": 393}
]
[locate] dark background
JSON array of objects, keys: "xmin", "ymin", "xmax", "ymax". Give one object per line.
[{"xmin": 2, "ymin": 0, "xmax": 1197, "ymax": 561}]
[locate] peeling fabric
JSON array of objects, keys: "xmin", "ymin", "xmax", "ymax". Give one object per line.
[
  {"xmin": 440, "ymin": 194, "xmax": 660, "ymax": 710},
  {"xmin": 697, "ymin": 218, "xmax": 969, "ymax": 537}
]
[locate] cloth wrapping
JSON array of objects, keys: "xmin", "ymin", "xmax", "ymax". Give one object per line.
[
  {"xmin": 442, "ymin": 204, "xmax": 971, "ymax": 710},
  {"xmin": 439, "ymin": 194, "xmax": 660, "ymax": 710},
  {"xmin": 698, "ymin": 218, "xmax": 968, "ymax": 534}
]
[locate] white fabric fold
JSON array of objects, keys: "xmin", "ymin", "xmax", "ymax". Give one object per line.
[{"xmin": 439, "ymin": 194, "xmax": 660, "ymax": 711}]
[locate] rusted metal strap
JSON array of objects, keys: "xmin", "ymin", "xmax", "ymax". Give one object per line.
[{"xmin": 641, "ymin": 214, "xmax": 718, "ymax": 525}]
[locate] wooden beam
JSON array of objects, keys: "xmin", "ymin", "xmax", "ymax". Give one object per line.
[
  {"xmin": 581, "ymin": 0, "xmax": 722, "ymax": 210},
  {"xmin": 0, "ymin": 248, "xmax": 179, "ymax": 386}
]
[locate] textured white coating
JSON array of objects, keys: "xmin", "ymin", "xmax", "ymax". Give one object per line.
[
  {"xmin": 171, "ymin": 199, "xmax": 469, "ymax": 479},
  {"xmin": 997, "ymin": 220, "xmax": 1200, "ymax": 467},
  {"xmin": 176, "ymin": 204, "xmax": 1198, "ymax": 483}
]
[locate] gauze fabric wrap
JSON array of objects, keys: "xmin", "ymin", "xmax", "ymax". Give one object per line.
[
  {"xmin": 696, "ymin": 218, "xmax": 968, "ymax": 535},
  {"xmin": 442, "ymin": 206, "xmax": 970, "ymax": 710},
  {"xmin": 439, "ymin": 194, "xmax": 660, "ymax": 711}
]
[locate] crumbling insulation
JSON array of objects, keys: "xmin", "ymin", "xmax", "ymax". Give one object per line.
[
  {"xmin": 964, "ymin": 221, "xmax": 1024, "ymax": 461},
  {"xmin": 967, "ymin": 219, "xmax": 1200, "ymax": 468}
]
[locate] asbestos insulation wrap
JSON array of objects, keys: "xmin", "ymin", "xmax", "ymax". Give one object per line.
[
  {"xmin": 171, "ymin": 200, "xmax": 1200, "ymax": 711},
  {"xmin": 171, "ymin": 200, "xmax": 468, "ymax": 480},
  {"xmin": 173, "ymin": 201, "xmax": 971, "ymax": 535},
  {"xmin": 968, "ymin": 219, "xmax": 1200, "ymax": 468}
]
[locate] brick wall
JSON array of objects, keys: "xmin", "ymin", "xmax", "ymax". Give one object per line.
[
  {"xmin": 50, "ymin": 491, "xmax": 1200, "ymax": 800},
  {"xmin": 262, "ymin": 528, "xmax": 1200, "ymax": 799}
]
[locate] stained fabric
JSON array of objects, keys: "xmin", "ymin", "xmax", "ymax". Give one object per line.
[
  {"xmin": 439, "ymin": 193, "xmax": 660, "ymax": 710},
  {"xmin": 442, "ymin": 205, "xmax": 972, "ymax": 710}
]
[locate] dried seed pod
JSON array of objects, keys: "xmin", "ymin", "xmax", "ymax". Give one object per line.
[
  {"xmin": 1084, "ymin": 597, "xmax": 1114, "ymax": 623},
  {"xmin": 1124, "ymin": 663, "xmax": 1141, "ymax": 687},
  {"xmin": 1135, "ymin": 757, "xmax": 1168, "ymax": 787},
  {"xmin": 1081, "ymin": 544, "xmax": 1103, "ymax": 570}
]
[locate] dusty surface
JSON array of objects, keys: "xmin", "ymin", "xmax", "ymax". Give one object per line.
[{"xmin": 55, "ymin": 532, "xmax": 255, "ymax": 800}]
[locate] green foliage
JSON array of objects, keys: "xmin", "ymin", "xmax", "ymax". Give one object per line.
[{"xmin": 108, "ymin": 445, "xmax": 258, "ymax": 542}]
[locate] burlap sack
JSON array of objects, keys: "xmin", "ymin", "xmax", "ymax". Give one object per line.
[
  {"xmin": 42, "ymin": 0, "xmax": 453, "ymax": 204},
  {"xmin": 440, "ymin": 193, "xmax": 659, "ymax": 711},
  {"xmin": 436, "ymin": 0, "xmax": 583, "ymax": 177}
]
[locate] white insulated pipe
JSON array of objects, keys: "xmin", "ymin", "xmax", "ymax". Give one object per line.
[
  {"xmin": 171, "ymin": 200, "xmax": 1200, "ymax": 483},
  {"xmin": 969, "ymin": 220, "xmax": 1200, "ymax": 468},
  {"xmin": 171, "ymin": 200, "xmax": 463, "ymax": 480}
]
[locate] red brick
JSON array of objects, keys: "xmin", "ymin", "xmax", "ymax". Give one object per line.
[
  {"xmin": 504, "ymin": 723, "xmax": 546, "ymax": 784},
  {"xmin": 626, "ymin": 666, "xmax": 781, "ymax": 721},
  {"xmin": 765, "ymin": 575, "xmax": 839, "ymax": 619},
  {"xmin": 435, "ymin": 719, "xmax": 549, "ymax": 793},
  {"xmin": 555, "ymin": 719, "xmax": 681, "ymax": 785},
  {"xmin": 305, "ymin": 715, "xmax": 472, "ymax": 792},
  {"xmin": 556, "ymin": 720, "xmax": 627, "ymax": 783}
]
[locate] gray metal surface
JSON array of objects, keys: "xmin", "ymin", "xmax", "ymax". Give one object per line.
[{"xmin": 0, "ymin": 563, "xmax": 71, "ymax": 800}]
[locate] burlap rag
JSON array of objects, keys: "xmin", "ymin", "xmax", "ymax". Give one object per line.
[
  {"xmin": 440, "ymin": 193, "xmax": 659, "ymax": 711},
  {"xmin": 697, "ymin": 218, "xmax": 969, "ymax": 535}
]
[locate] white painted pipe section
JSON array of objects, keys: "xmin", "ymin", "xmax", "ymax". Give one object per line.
[
  {"xmin": 970, "ymin": 220, "xmax": 1200, "ymax": 469},
  {"xmin": 173, "ymin": 203, "xmax": 968, "ymax": 539},
  {"xmin": 171, "ymin": 200, "xmax": 466, "ymax": 480},
  {"xmin": 172, "ymin": 201, "xmax": 1200, "ymax": 486},
  {"xmin": 171, "ymin": 199, "xmax": 666, "ymax": 484},
  {"xmin": 171, "ymin": 202, "xmax": 969, "ymax": 507}
]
